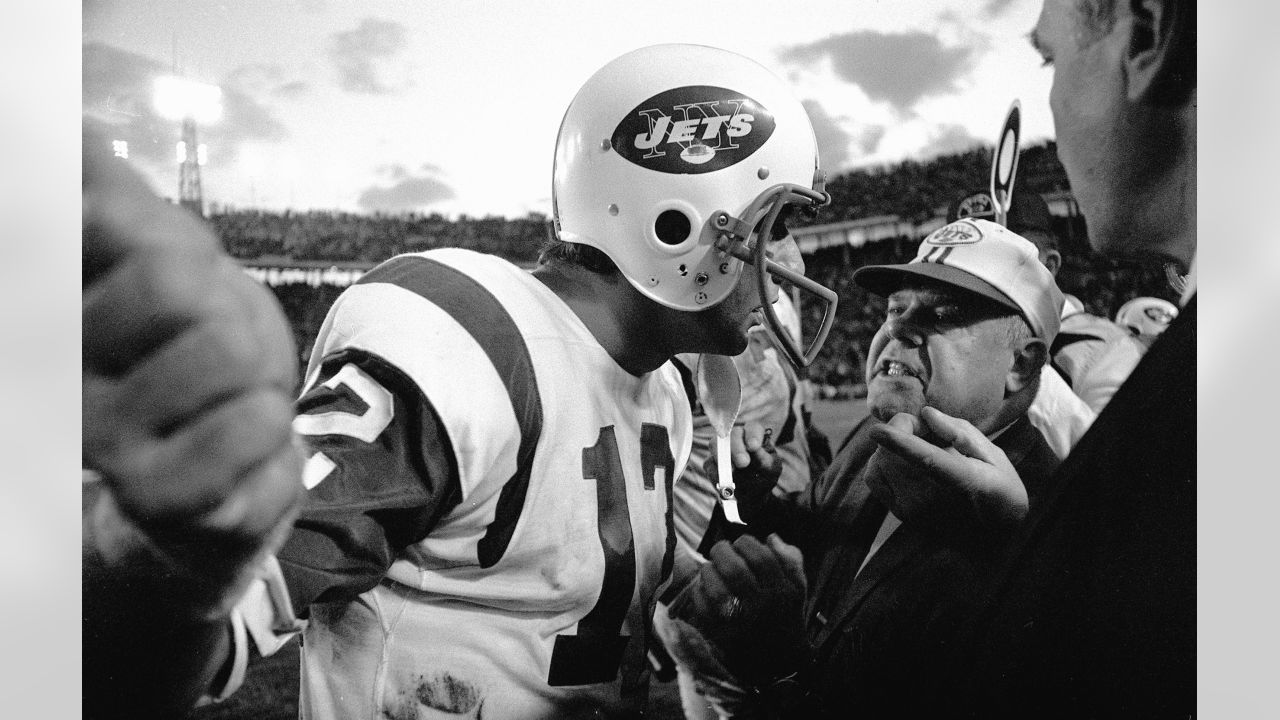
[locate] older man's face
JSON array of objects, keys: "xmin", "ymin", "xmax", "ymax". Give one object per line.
[{"xmin": 865, "ymin": 281, "xmax": 1018, "ymax": 430}]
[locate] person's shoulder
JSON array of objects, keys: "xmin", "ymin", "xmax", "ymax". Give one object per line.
[{"xmin": 1059, "ymin": 310, "xmax": 1132, "ymax": 343}]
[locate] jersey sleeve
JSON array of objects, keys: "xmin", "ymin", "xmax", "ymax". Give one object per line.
[{"xmin": 282, "ymin": 345, "xmax": 463, "ymax": 615}]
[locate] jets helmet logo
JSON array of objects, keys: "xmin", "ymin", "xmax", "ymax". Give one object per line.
[
  {"xmin": 952, "ymin": 191, "xmax": 997, "ymax": 222},
  {"xmin": 611, "ymin": 85, "xmax": 775, "ymax": 174}
]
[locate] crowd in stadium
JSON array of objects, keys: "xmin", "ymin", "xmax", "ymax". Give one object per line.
[{"xmin": 210, "ymin": 141, "xmax": 1180, "ymax": 394}]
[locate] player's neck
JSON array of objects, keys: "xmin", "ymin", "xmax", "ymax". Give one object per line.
[{"xmin": 533, "ymin": 263, "xmax": 675, "ymax": 376}]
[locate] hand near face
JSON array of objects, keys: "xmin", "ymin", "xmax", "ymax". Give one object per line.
[
  {"xmin": 701, "ymin": 422, "xmax": 782, "ymax": 518},
  {"xmin": 667, "ymin": 534, "xmax": 808, "ymax": 685},
  {"xmin": 83, "ymin": 127, "xmax": 304, "ymax": 617},
  {"xmin": 867, "ymin": 407, "xmax": 1028, "ymax": 532}
]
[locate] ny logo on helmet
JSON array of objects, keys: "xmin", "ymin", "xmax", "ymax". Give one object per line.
[{"xmin": 612, "ymin": 85, "xmax": 775, "ymax": 175}]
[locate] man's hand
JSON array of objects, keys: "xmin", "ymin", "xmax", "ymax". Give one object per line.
[
  {"xmin": 867, "ymin": 407, "xmax": 1028, "ymax": 531},
  {"xmin": 667, "ymin": 534, "xmax": 808, "ymax": 685},
  {"xmin": 702, "ymin": 423, "xmax": 781, "ymax": 517},
  {"xmin": 82, "ymin": 125, "xmax": 304, "ymax": 618}
]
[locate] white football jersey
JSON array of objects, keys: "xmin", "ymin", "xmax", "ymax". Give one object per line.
[{"xmin": 232, "ymin": 249, "xmax": 692, "ymax": 719}]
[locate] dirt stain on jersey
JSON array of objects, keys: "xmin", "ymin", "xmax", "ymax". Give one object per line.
[{"xmin": 382, "ymin": 672, "xmax": 484, "ymax": 719}]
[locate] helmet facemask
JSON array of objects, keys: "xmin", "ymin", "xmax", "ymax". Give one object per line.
[{"xmin": 708, "ymin": 177, "xmax": 836, "ymax": 368}]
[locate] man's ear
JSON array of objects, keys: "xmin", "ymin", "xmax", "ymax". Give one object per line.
[
  {"xmin": 1124, "ymin": 0, "xmax": 1196, "ymax": 104},
  {"xmin": 1006, "ymin": 338, "xmax": 1048, "ymax": 394}
]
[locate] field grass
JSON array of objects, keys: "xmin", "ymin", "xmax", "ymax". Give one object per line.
[{"xmin": 807, "ymin": 396, "xmax": 870, "ymax": 451}]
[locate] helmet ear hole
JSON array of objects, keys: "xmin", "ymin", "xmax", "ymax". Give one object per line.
[{"xmin": 654, "ymin": 210, "xmax": 692, "ymax": 246}]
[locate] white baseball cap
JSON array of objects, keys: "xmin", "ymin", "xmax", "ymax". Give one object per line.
[{"xmin": 853, "ymin": 218, "xmax": 1063, "ymax": 342}]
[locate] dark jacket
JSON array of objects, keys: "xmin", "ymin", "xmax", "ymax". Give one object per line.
[
  {"xmin": 960, "ymin": 295, "xmax": 1196, "ymax": 719},
  {"xmin": 740, "ymin": 411, "xmax": 1059, "ymax": 718}
]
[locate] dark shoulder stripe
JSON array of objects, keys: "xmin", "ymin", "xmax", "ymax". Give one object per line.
[
  {"xmin": 1050, "ymin": 331, "xmax": 1106, "ymax": 357},
  {"xmin": 359, "ymin": 255, "xmax": 543, "ymax": 568}
]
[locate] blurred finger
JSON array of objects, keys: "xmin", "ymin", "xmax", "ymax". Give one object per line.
[
  {"xmin": 885, "ymin": 411, "xmax": 922, "ymax": 436},
  {"xmin": 94, "ymin": 389, "xmax": 299, "ymax": 524},
  {"xmin": 707, "ymin": 539, "xmax": 760, "ymax": 593},
  {"xmin": 729, "ymin": 425, "xmax": 750, "ymax": 468},
  {"xmin": 687, "ymin": 562, "xmax": 735, "ymax": 621},
  {"xmin": 730, "ymin": 534, "xmax": 789, "ymax": 589},
  {"xmin": 920, "ymin": 406, "xmax": 1012, "ymax": 469},
  {"xmin": 740, "ymin": 423, "xmax": 766, "ymax": 452},
  {"xmin": 766, "ymin": 534, "xmax": 806, "ymax": 589},
  {"xmin": 109, "ymin": 315, "xmax": 293, "ymax": 436},
  {"xmin": 868, "ymin": 421, "xmax": 971, "ymax": 482}
]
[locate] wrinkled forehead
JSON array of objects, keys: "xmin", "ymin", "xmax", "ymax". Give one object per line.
[
  {"xmin": 887, "ymin": 277, "xmax": 1021, "ymax": 322},
  {"xmin": 889, "ymin": 277, "xmax": 982, "ymax": 306}
]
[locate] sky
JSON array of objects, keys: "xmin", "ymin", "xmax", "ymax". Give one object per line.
[
  {"xmin": 0, "ymin": 5, "xmax": 1274, "ymax": 716},
  {"xmin": 82, "ymin": 0, "xmax": 1057, "ymax": 219}
]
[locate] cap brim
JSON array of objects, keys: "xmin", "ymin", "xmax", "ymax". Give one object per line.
[{"xmin": 852, "ymin": 262, "xmax": 1022, "ymax": 316}]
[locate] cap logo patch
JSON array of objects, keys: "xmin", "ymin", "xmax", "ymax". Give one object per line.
[
  {"xmin": 612, "ymin": 85, "xmax": 774, "ymax": 174},
  {"xmin": 926, "ymin": 219, "xmax": 984, "ymax": 246}
]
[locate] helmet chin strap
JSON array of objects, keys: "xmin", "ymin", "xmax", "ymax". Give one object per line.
[{"xmin": 711, "ymin": 184, "xmax": 838, "ymax": 368}]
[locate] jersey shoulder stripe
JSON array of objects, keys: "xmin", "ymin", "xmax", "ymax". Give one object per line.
[{"xmin": 357, "ymin": 253, "xmax": 543, "ymax": 568}]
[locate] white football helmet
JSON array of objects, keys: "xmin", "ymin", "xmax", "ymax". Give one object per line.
[
  {"xmin": 1115, "ymin": 296, "xmax": 1178, "ymax": 339},
  {"xmin": 551, "ymin": 43, "xmax": 836, "ymax": 367}
]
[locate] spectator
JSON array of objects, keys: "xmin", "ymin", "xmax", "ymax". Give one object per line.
[
  {"xmin": 950, "ymin": 187, "xmax": 1144, "ymax": 416},
  {"xmin": 664, "ymin": 218, "xmax": 1063, "ymax": 718},
  {"xmin": 871, "ymin": 0, "xmax": 1196, "ymax": 716}
]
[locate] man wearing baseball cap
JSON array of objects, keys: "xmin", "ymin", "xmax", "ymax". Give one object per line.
[
  {"xmin": 665, "ymin": 217, "xmax": 1063, "ymax": 718},
  {"xmin": 951, "ymin": 188, "xmax": 1146, "ymax": 418}
]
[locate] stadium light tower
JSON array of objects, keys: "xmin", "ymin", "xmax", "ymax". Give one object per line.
[{"xmin": 153, "ymin": 75, "xmax": 222, "ymax": 217}]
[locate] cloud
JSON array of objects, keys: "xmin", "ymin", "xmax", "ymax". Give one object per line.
[
  {"xmin": 358, "ymin": 175, "xmax": 456, "ymax": 212},
  {"xmin": 376, "ymin": 164, "xmax": 411, "ymax": 181},
  {"xmin": 328, "ymin": 18, "xmax": 411, "ymax": 94},
  {"xmin": 801, "ymin": 100, "xmax": 852, "ymax": 172},
  {"xmin": 781, "ymin": 31, "xmax": 978, "ymax": 114},
  {"xmin": 275, "ymin": 81, "xmax": 311, "ymax": 98},
  {"xmin": 82, "ymin": 42, "xmax": 288, "ymax": 171},
  {"xmin": 856, "ymin": 125, "xmax": 887, "ymax": 156},
  {"xmin": 917, "ymin": 124, "xmax": 984, "ymax": 159},
  {"xmin": 225, "ymin": 64, "xmax": 311, "ymax": 99},
  {"xmin": 983, "ymin": 0, "xmax": 1020, "ymax": 17}
]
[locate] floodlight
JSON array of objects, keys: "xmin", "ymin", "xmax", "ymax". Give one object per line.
[{"xmin": 153, "ymin": 75, "xmax": 223, "ymax": 124}]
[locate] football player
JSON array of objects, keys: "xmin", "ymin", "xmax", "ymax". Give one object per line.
[{"xmin": 83, "ymin": 43, "xmax": 835, "ymax": 720}]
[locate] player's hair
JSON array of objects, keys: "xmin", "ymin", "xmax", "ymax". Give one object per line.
[
  {"xmin": 537, "ymin": 229, "xmax": 619, "ymax": 275},
  {"xmin": 1074, "ymin": 0, "xmax": 1195, "ymax": 104}
]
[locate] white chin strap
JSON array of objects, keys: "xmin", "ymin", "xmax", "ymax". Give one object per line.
[{"xmin": 695, "ymin": 353, "xmax": 745, "ymax": 525}]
